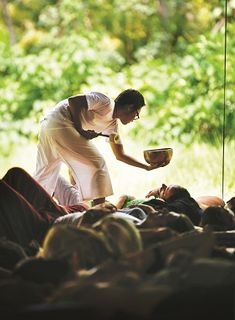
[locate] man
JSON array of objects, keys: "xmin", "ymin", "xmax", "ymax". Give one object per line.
[{"xmin": 34, "ymin": 89, "xmax": 167, "ymax": 206}]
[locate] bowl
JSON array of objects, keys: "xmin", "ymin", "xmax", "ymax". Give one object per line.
[{"xmin": 143, "ymin": 147, "xmax": 173, "ymax": 165}]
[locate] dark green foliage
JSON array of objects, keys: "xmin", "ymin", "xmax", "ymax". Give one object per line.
[{"xmin": 0, "ymin": 0, "xmax": 234, "ymax": 154}]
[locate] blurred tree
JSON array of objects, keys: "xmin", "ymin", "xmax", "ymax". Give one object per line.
[
  {"xmin": 1, "ymin": 0, "xmax": 16, "ymax": 45},
  {"xmin": 0, "ymin": 0, "xmax": 234, "ymax": 155}
]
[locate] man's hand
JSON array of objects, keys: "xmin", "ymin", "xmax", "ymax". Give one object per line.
[
  {"xmin": 145, "ymin": 159, "xmax": 170, "ymax": 171},
  {"xmin": 80, "ymin": 129, "xmax": 100, "ymax": 140},
  {"xmin": 91, "ymin": 202, "xmax": 117, "ymax": 214},
  {"xmin": 145, "ymin": 188, "xmax": 161, "ymax": 198},
  {"xmin": 78, "ymin": 202, "xmax": 117, "ymax": 227}
]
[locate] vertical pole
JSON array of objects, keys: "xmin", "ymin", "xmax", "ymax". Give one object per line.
[{"xmin": 221, "ymin": 0, "xmax": 228, "ymax": 200}]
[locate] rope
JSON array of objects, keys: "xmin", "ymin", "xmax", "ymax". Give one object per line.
[{"xmin": 221, "ymin": 0, "xmax": 228, "ymax": 200}]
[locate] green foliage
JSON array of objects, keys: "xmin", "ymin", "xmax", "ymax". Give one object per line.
[
  {"xmin": 0, "ymin": 0, "xmax": 234, "ymax": 155},
  {"xmin": 126, "ymin": 30, "xmax": 235, "ymax": 145}
]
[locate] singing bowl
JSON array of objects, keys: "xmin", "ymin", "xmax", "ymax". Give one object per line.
[{"xmin": 144, "ymin": 148, "xmax": 173, "ymax": 165}]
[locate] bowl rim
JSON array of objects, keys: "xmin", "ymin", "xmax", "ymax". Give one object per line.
[{"xmin": 144, "ymin": 147, "xmax": 173, "ymax": 153}]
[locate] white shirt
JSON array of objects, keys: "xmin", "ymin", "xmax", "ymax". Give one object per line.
[
  {"xmin": 82, "ymin": 92, "xmax": 117, "ymax": 136},
  {"xmin": 45, "ymin": 92, "xmax": 121, "ymax": 141}
]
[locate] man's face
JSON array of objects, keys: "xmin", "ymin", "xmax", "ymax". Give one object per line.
[
  {"xmin": 119, "ymin": 105, "xmax": 141, "ymax": 125},
  {"xmin": 158, "ymin": 184, "xmax": 179, "ymax": 200},
  {"xmin": 142, "ymin": 211, "xmax": 180, "ymax": 228}
]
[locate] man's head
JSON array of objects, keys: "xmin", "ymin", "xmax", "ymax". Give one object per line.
[
  {"xmin": 93, "ymin": 216, "xmax": 143, "ymax": 258},
  {"xmin": 114, "ymin": 89, "xmax": 145, "ymax": 124},
  {"xmin": 40, "ymin": 225, "xmax": 112, "ymax": 270},
  {"xmin": 139, "ymin": 210, "xmax": 194, "ymax": 232},
  {"xmin": 157, "ymin": 184, "xmax": 191, "ymax": 201},
  {"xmin": 200, "ymin": 206, "xmax": 235, "ymax": 231},
  {"xmin": 225, "ymin": 197, "xmax": 235, "ymax": 213}
]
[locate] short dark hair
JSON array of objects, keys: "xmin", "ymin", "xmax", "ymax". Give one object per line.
[
  {"xmin": 200, "ymin": 206, "xmax": 234, "ymax": 231},
  {"xmin": 114, "ymin": 89, "xmax": 145, "ymax": 109},
  {"xmin": 168, "ymin": 214, "xmax": 195, "ymax": 233},
  {"xmin": 226, "ymin": 197, "xmax": 235, "ymax": 213},
  {"xmin": 166, "ymin": 186, "xmax": 191, "ymax": 202}
]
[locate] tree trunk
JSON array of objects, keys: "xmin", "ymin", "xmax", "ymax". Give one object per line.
[{"xmin": 1, "ymin": 0, "xmax": 16, "ymax": 45}]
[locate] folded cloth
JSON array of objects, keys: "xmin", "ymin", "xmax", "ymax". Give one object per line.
[
  {"xmin": 54, "ymin": 212, "xmax": 85, "ymax": 226},
  {"xmin": 116, "ymin": 208, "xmax": 147, "ymax": 220},
  {"xmin": 54, "ymin": 209, "xmax": 144, "ymax": 226}
]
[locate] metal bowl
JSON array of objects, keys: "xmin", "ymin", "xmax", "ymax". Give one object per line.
[{"xmin": 144, "ymin": 147, "xmax": 173, "ymax": 165}]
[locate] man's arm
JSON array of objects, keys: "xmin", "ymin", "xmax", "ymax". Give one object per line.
[
  {"xmin": 68, "ymin": 95, "xmax": 87, "ymax": 133},
  {"xmin": 109, "ymin": 141, "xmax": 165, "ymax": 171},
  {"xmin": 68, "ymin": 95, "xmax": 99, "ymax": 139}
]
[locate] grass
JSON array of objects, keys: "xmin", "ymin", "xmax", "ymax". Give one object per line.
[{"xmin": 1, "ymin": 139, "xmax": 235, "ymax": 203}]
